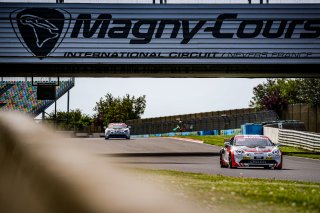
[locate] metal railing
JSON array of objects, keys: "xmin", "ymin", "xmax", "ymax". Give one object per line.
[{"xmin": 278, "ymin": 129, "xmax": 320, "ymax": 152}]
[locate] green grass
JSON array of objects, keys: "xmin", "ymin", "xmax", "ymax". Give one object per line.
[
  {"xmin": 136, "ymin": 169, "xmax": 320, "ymax": 213},
  {"xmin": 280, "ymin": 146, "xmax": 320, "ymax": 160},
  {"xmin": 174, "ymin": 135, "xmax": 320, "ymax": 160}
]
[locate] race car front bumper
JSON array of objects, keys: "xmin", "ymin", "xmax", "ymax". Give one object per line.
[{"xmin": 234, "ymin": 153, "xmax": 282, "ymax": 168}]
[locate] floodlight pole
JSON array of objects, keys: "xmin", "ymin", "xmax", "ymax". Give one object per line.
[
  {"xmin": 55, "ymin": 98, "xmax": 57, "ymax": 128},
  {"xmin": 67, "ymin": 90, "xmax": 70, "ymax": 129}
]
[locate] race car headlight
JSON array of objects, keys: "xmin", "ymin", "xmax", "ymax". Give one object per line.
[
  {"xmin": 272, "ymin": 149, "xmax": 280, "ymax": 155},
  {"xmin": 235, "ymin": 149, "xmax": 244, "ymax": 154}
]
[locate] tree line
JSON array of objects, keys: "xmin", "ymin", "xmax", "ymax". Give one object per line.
[
  {"xmin": 47, "ymin": 93, "xmax": 146, "ymax": 130},
  {"xmin": 250, "ymin": 78, "xmax": 320, "ymax": 115}
]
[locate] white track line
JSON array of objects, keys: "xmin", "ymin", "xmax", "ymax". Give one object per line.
[{"xmin": 167, "ymin": 137, "xmax": 204, "ymax": 144}]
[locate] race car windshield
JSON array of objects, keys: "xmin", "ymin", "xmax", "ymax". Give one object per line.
[
  {"xmin": 108, "ymin": 124, "xmax": 127, "ymax": 129},
  {"xmin": 235, "ymin": 137, "xmax": 273, "ymax": 147}
]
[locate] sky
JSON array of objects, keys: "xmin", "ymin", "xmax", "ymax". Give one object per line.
[{"xmin": 45, "ymin": 78, "xmax": 266, "ymax": 118}]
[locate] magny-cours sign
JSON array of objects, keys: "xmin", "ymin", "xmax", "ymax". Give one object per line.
[{"xmin": 0, "ymin": 3, "xmax": 320, "ymax": 64}]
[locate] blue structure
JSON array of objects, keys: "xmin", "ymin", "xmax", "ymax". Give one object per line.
[{"xmin": 241, "ymin": 123, "xmax": 263, "ymax": 135}]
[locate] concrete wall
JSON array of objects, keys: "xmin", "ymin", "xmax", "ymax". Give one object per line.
[{"xmin": 263, "ymin": 127, "xmax": 279, "ymax": 144}]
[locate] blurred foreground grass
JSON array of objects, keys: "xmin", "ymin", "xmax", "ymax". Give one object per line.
[{"xmin": 137, "ymin": 169, "xmax": 320, "ymax": 213}]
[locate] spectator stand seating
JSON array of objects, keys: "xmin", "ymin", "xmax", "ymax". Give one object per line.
[{"xmin": 0, "ymin": 79, "xmax": 74, "ymax": 116}]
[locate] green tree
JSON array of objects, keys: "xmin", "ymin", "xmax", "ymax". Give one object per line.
[
  {"xmin": 297, "ymin": 79, "xmax": 320, "ymax": 105},
  {"xmin": 47, "ymin": 109, "xmax": 93, "ymax": 129},
  {"xmin": 93, "ymin": 93, "xmax": 146, "ymax": 127},
  {"xmin": 250, "ymin": 78, "xmax": 320, "ymax": 115},
  {"xmin": 250, "ymin": 79, "xmax": 287, "ymax": 112}
]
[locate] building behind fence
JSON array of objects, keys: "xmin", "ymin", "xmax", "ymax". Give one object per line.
[{"xmin": 127, "ymin": 108, "xmax": 278, "ymax": 135}]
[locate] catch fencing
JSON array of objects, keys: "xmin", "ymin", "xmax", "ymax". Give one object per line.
[
  {"xmin": 264, "ymin": 127, "xmax": 320, "ymax": 152},
  {"xmin": 128, "ymin": 110, "xmax": 278, "ymax": 135},
  {"xmin": 280, "ymin": 103, "xmax": 320, "ymax": 133}
]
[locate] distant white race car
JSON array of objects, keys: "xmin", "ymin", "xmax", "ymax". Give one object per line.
[
  {"xmin": 220, "ymin": 135, "xmax": 282, "ymax": 169},
  {"xmin": 105, "ymin": 123, "xmax": 130, "ymax": 140}
]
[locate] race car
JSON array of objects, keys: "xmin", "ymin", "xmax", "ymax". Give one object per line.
[
  {"xmin": 220, "ymin": 135, "xmax": 282, "ymax": 169},
  {"xmin": 105, "ymin": 123, "xmax": 130, "ymax": 140}
]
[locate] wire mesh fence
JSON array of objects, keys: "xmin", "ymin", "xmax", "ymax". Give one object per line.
[{"xmin": 127, "ymin": 110, "xmax": 278, "ymax": 135}]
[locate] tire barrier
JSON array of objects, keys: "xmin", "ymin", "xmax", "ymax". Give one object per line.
[
  {"xmin": 133, "ymin": 128, "xmax": 242, "ymax": 138},
  {"xmin": 220, "ymin": 129, "xmax": 242, "ymax": 136},
  {"xmin": 264, "ymin": 120, "xmax": 306, "ymax": 131},
  {"xmin": 0, "ymin": 112, "xmax": 207, "ymax": 213}
]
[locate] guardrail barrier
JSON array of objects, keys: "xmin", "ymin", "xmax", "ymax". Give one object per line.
[{"xmin": 264, "ymin": 127, "xmax": 320, "ymax": 152}]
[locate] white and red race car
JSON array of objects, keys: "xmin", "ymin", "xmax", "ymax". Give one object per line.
[
  {"xmin": 104, "ymin": 123, "xmax": 131, "ymax": 140},
  {"xmin": 220, "ymin": 135, "xmax": 282, "ymax": 169}
]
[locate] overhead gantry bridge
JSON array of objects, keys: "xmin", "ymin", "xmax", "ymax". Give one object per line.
[{"xmin": 0, "ymin": 3, "xmax": 319, "ymax": 77}]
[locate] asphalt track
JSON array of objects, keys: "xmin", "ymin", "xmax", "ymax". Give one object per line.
[{"xmin": 70, "ymin": 137, "xmax": 320, "ymax": 182}]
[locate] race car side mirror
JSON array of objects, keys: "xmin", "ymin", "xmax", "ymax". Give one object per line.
[
  {"xmin": 103, "ymin": 126, "xmax": 106, "ymax": 129},
  {"xmin": 128, "ymin": 126, "xmax": 131, "ymax": 129},
  {"xmin": 224, "ymin": 142, "xmax": 230, "ymax": 147}
]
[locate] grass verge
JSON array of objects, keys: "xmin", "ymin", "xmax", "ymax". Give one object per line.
[
  {"xmin": 174, "ymin": 135, "xmax": 320, "ymax": 159},
  {"xmin": 280, "ymin": 146, "xmax": 320, "ymax": 160},
  {"xmin": 136, "ymin": 169, "xmax": 320, "ymax": 213}
]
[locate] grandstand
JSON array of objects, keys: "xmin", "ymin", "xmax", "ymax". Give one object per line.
[{"xmin": 0, "ymin": 77, "xmax": 74, "ymax": 117}]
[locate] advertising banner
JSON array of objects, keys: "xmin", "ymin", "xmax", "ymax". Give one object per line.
[{"xmin": 0, "ymin": 3, "xmax": 319, "ymax": 64}]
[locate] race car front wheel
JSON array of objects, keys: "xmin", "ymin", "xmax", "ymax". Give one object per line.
[
  {"xmin": 274, "ymin": 156, "xmax": 283, "ymax": 170},
  {"xmin": 220, "ymin": 152, "xmax": 227, "ymax": 168},
  {"xmin": 229, "ymin": 153, "xmax": 236, "ymax": 169}
]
